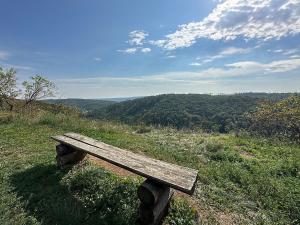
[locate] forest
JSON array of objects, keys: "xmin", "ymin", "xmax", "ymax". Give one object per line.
[{"xmin": 78, "ymin": 93, "xmax": 298, "ymax": 136}]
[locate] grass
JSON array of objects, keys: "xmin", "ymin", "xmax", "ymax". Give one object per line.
[{"xmin": 0, "ymin": 110, "xmax": 299, "ymax": 224}]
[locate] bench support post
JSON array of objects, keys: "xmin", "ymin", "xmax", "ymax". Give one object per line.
[
  {"xmin": 137, "ymin": 179, "xmax": 174, "ymax": 225},
  {"xmin": 55, "ymin": 144, "xmax": 86, "ymax": 169}
]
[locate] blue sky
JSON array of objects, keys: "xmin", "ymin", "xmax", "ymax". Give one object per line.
[{"xmin": 0, "ymin": 0, "xmax": 300, "ymax": 98}]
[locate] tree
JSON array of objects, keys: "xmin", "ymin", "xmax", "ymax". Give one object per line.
[
  {"xmin": 246, "ymin": 96, "xmax": 300, "ymax": 142},
  {"xmin": 22, "ymin": 75, "xmax": 55, "ymax": 106},
  {"xmin": 0, "ymin": 67, "xmax": 19, "ymax": 111}
]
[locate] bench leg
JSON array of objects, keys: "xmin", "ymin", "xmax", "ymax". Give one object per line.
[
  {"xmin": 55, "ymin": 144, "xmax": 86, "ymax": 169},
  {"xmin": 137, "ymin": 179, "xmax": 174, "ymax": 225}
]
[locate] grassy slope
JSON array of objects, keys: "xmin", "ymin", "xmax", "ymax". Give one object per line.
[{"xmin": 0, "ymin": 111, "xmax": 299, "ymax": 225}]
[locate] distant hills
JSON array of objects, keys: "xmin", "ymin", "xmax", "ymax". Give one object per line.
[
  {"xmin": 44, "ymin": 99, "xmax": 115, "ymax": 112},
  {"xmin": 45, "ymin": 93, "xmax": 299, "ymax": 132},
  {"xmin": 97, "ymin": 96, "xmax": 143, "ymax": 102},
  {"xmin": 98, "ymin": 94, "xmax": 259, "ymax": 132}
]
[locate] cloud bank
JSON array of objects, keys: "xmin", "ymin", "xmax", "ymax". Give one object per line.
[{"xmin": 153, "ymin": 0, "xmax": 300, "ymax": 50}]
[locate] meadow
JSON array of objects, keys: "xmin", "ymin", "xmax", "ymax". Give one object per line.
[{"xmin": 0, "ymin": 110, "xmax": 299, "ymax": 225}]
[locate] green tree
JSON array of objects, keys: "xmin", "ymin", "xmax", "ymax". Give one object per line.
[
  {"xmin": 22, "ymin": 75, "xmax": 55, "ymax": 107},
  {"xmin": 0, "ymin": 67, "xmax": 19, "ymax": 111},
  {"xmin": 247, "ymin": 96, "xmax": 300, "ymax": 142}
]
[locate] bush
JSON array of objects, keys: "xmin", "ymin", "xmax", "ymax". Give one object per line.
[{"xmin": 246, "ymin": 96, "xmax": 300, "ymax": 142}]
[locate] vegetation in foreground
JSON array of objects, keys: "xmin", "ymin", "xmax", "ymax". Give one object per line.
[
  {"xmin": 0, "ymin": 109, "xmax": 198, "ymax": 225},
  {"xmin": 0, "ymin": 107, "xmax": 299, "ymax": 225}
]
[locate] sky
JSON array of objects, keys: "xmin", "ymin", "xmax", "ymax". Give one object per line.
[{"xmin": 0, "ymin": 0, "xmax": 300, "ymax": 98}]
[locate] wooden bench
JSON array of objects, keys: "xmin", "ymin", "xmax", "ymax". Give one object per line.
[{"xmin": 51, "ymin": 133, "xmax": 198, "ymax": 225}]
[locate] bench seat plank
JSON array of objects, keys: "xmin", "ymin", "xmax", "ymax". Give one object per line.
[{"xmin": 51, "ymin": 133, "xmax": 198, "ymax": 194}]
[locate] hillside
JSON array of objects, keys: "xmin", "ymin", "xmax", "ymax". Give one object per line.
[
  {"xmin": 96, "ymin": 94, "xmax": 259, "ymax": 132},
  {"xmin": 236, "ymin": 92, "xmax": 300, "ymax": 101},
  {"xmin": 44, "ymin": 99, "xmax": 115, "ymax": 112},
  {"xmin": 0, "ymin": 104, "xmax": 299, "ymax": 224},
  {"xmin": 45, "ymin": 93, "xmax": 299, "ymax": 133}
]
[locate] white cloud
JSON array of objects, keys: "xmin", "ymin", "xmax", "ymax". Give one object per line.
[
  {"xmin": 117, "ymin": 48, "xmax": 138, "ymax": 54},
  {"xmin": 141, "ymin": 48, "xmax": 151, "ymax": 53},
  {"xmin": 221, "ymin": 47, "xmax": 250, "ymax": 55},
  {"xmin": 196, "ymin": 47, "xmax": 251, "ymax": 65},
  {"xmin": 128, "ymin": 30, "xmax": 148, "ymax": 46},
  {"xmin": 0, "ymin": 51, "xmax": 9, "ymax": 60},
  {"xmin": 272, "ymin": 49, "xmax": 284, "ymax": 53},
  {"xmin": 289, "ymin": 54, "xmax": 300, "ymax": 58},
  {"xmin": 119, "ymin": 31, "xmax": 152, "ymax": 54},
  {"xmin": 54, "ymin": 58, "xmax": 300, "ymax": 98},
  {"xmin": 165, "ymin": 55, "xmax": 176, "ymax": 59},
  {"xmin": 58, "ymin": 58, "xmax": 300, "ymax": 85},
  {"xmin": 154, "ymin": 0, "xmax": 300, "ymax": 50},
  {"xmin": 269, "ymin": 48, "xmax": 299, "ymax": 55},
  {"xmin": 149, "ymin": 40, "xmax": 167, "ymax": 48},
  {"xmin": 190, "ymin": 62, "xmax": 202, "ymax": 66},
  {"xmin": 93, "ymin": 57, "xmax": 102, "ymax": 61},
  {"xmin": 282, "ymin": 49, "xmax": 298, "ymax": 55},
  {"xmin": 226, "ymin": 58, "xmax": 300, "ymax": 73}
]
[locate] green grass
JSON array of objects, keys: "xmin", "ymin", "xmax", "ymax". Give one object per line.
[{"xmin": 0, "ymin": 110, "xmax": 299, "ymax": 224}]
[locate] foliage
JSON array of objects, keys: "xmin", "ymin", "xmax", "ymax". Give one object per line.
[
  {"xmin": 164, "ymin": 199, "xmax": 199, "ymax": 225},
  {"xmin": 247, "ymin": 96, "xmax": 300, "ymax": 142},
  {"xmin": 0, "ymin": 104, "xmax": 299, "ymax": 224},
  {"xmin": 95, "ymin": 94, "xmax": 259, "ymax": 132},
  {"xmin": 236, "ymin": 92, "xmax": 300, "ymax": 101},
  {"xmin": 0, "ymin": 107, "xmax": 198, "ymax": 225},
  {"xmin": 23, "ymin": 75, "xmax": 55, "ymax": 106},
  {"xmin": 0, "ymin": 66, "xmax": 55, "ymax": 111},
  {"xmin": 0, "ymin": 67, "xmax": 19, "ymax": 110}
]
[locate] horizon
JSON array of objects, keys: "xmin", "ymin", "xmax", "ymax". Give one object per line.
[
  {"xmin": 1, "ymin": 0, "xmax": 300, "ymax": 98},
  {"xmin": 43, "ymin": 91, "xmax": 300, "ymax": 100}
]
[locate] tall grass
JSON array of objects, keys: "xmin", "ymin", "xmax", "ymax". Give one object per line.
[
  {"xmin": 1, "ymin": 108, "xmax": 299, "ymax": 224},
  {"xmin": 0, "ymin": 110, "xmax": 198, "ymax": 225}
]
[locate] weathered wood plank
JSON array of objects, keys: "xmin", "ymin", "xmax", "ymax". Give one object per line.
[
  {"xmin": 51, "ymin": 133, "xmax": 198, "ymax": 194},
  {"xmin": 65, "ymin": 133, "xmax": 198, "ymax": 194}
]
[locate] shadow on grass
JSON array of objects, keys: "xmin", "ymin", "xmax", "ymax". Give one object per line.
[{"xmin": 10, "ymin": 164, "xmax": 139, "ymax": 225}]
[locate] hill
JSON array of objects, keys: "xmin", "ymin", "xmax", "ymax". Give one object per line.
[
  {"xmin": 44, "ymin": 93, "xmax": 300, "ymax": 133},
  {"xmin": 0, "ymin": 103, "xmax": 299, "ymax": 224},
  {"xmin": 44, "ymin": 98, "xmax": 115, "ymax": 112},
  {"xmin": 95, "ymin": 94, "xmax": 259, "ymax": 132},
  {"xmin": 236, "ymin": 92, "xmax": 300, "ymax": 101}
]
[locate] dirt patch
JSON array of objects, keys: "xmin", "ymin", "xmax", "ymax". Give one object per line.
[
  {"xmin": 239, "ymin": 150, "xmax": 255, "ymax": 159},
  {"xmin": 88, "ymin": 155, "xmax": 138, "ymax": 178}
]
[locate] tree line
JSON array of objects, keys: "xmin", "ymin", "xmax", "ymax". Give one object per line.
[{"xmin": 89, "ymin": 93, "xmax": 300, "ymax": 142}]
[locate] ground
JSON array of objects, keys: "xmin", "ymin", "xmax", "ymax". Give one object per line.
[{"xmin": 0, "ymin": 111, "xmax": 299, "ymax": 225}]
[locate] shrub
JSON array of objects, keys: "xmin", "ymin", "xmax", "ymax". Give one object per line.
[{"xmin": 246, "ymin": 96, "xmax": 300, "ymax": 142}]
